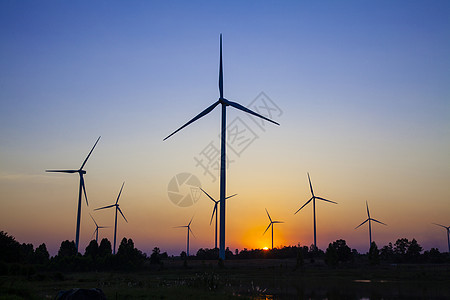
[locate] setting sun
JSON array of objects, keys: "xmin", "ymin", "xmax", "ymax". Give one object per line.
[{"xmin": 263, "ymin": 247, "xmax": 269, "ymax": 251}]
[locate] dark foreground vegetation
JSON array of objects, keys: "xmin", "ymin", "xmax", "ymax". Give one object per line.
[{"xmin": 1, "ymin": 231, "xmax": 449, "ymax": 299}]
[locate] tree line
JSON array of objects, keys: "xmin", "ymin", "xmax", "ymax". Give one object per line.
[{"xmin": 1, "ymin": 231, "xmax": 448, "ymax": 275}]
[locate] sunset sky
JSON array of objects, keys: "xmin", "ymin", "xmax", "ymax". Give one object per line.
[{"xmin": 1, "ymin": 1, "xmax": 449, "ymax": 256}]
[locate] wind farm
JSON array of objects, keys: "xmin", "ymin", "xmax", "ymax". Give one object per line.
[{"xmin": 1, "ymin": 1, "xmax": 450, "ymax": 298}]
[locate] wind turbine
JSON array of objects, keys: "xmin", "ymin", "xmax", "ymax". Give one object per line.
[
  {"xmin": 175, "ymin": 216, "xmax": 195, "ymax": 257},
  {"xmin": 263, "ymin": 208, "xmax": 283, "ymax": 250},
  {"xmin": 164, "ymin": 34, "xmax": 279, "ymax": 260},
  {"xmin": 200, "ymin": 188, "xmax": 237, "ymax": 249},
  {"xmin": 294, "ymin": 173, "xmax": 337, "ymax": 249},
  {"xmin": 355, "ymin": 201, "xmax": 387, "ymax": 251},
  {"xmin": 433, "ymin": 223, "xmax": 450, "ymax": 253},
  {"xmin": 46, "ymin": 136, "xmax": 101, "ymax": 252},
  {"xmin": 94, "ymin": 182, "xmax": 127, "ymax": 254},
  {"xmin": 89, "ymin": 213, "xmax": 109, "ymax": 243}
]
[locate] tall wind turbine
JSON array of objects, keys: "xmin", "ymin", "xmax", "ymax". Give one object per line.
[
  {"xmin": 433, "ymin": 223, "xmax": 450, "ymax": 253},
  {"xmin": 164, "ymin": 35, "xmax": 279, "ymax": 260},
  {"xmin": 294, "ymin": 173, "xmax": 337, "ymax": 249},
  {"xmin": 89, "ymin": 213, "xmax": 109, "ymax": 243},
  {"xmin": 263, "ymin": 208, "xmax": 283, "ymax": 250},
  {"xmin": 355, "ymin": 201, "xmax": 387, "ymax": 250},
  {"xmin": 46, "ymin": 136, "xmax": 101, "ymax": 252},
  {"xmin": 175, "ymin": 216, "xmax": 195, "ymax": 257},
  {"xmin": 200, "ymin": 188, "xmax": 237, "ymax": 249},
  {"xmin": 94, "ymin": 182, "xmax": 128, "ymax": 254}
]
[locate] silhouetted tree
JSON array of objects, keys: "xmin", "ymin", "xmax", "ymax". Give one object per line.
[
  {"xmin": 34, "ymin": 243, "xmax": 50, "ymax": 264},
  {"xmin": 368, "ymin": 242, "xmax": 380, "ymax": 265},
  {"xmin": 0, "ymin": 231, "xmax": 21, "ymax": 262},
  {"xmin": 332, "ymin": 239, "xmax": 352, "ymax": 262},
  {"xmin": 116, "ymin": 238, "xmax": 146, "ymax": 270},
  {"xmin": 150, "ymin": 247, "xmax": 161, "ymax": 264},
  {"xmin": 58, "ymin": 240, "xmax": 77, "ymax": 257},
  {"xmin": 380, "ymin": 242, "xmax": 394, "ymax": 261},
  {"xmin": 325, "ymin": 243, "xmax": 338, "ymax": 267},
  {"xmin": 98, "ymin": 238, "xmax": 112, "ymax": 257},
  {"xmin": 20, "ymin": 243, "xmax": 34, "ymax": 264},
  {"xmin": 85, "ymin": 240, "xmax": 99, "ymax": 258},
  {"xmin": 180, "ymin": 251, "xmax": 187, "ymax": 260},
  {"xmin": 406, "ymin": 239, "xmax": 423, "ymax": 262}
]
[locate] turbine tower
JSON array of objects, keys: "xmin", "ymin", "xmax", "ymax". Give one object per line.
[
  {"xmin": 294, "ymin": 172, "xmax": 337, "ymax": 249},
  {"xmin": 94, "ymin": 182, "xmax": 128, "ymax": 254},
  {"xmin": 200, "ymin": 188, "xmax": 237, "ymax": 249},
  {"xmin": 263, "ymin": 208, "xmax": 283, "ymax": 249},
  {"xmin": 433, "ymin": 223, "xmax": 450, "ymax": 253},
  {"xmin": 164, "ymin": 34, "xmax": 279, "ymax": 260},
  {"xmin": 89, "ymin": 213, "xmax": 108, "ymax": 243},
  {"xmin": 46, "ymin": 136, "xmax": 101, "ymax": 252},
  {"xmin": 355, "ymin": 201, "xmax": 387, "ymax": 250},
  {"xmin": 175, "ymin": 216, "xmax": 195, "ymax": 257}
]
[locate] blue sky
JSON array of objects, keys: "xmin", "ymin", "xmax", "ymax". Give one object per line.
[{"xmin": 1, "ymin": 1, "xmax": 449, "ymax": 255}]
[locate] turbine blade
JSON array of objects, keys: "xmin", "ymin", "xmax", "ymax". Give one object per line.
[
  {"xmin": 81, "ymin": 175, "xmax": 88, "ymax": 206},
  {"xmin": 118, "ymin": 207, "xmax": 128, "ymax": 223},
  {"xmin": 433, "ymin": 223, "xmax": 447, "ymax": 229},
  {"xmin": 222, "ymin": 98, "xmax": 280, "ymax": 126},
  {"xmin": 174, "ymin": 225, "xmax": 188, "ymax": 228},
  {"xmin": 263, "ymin": 223, "xmax": 272, "ymax": 235},
  {"xmin": 372, "ymin": 218, "xmax": 387, "ymax": 226},
  {"xmin": 355, "ymin": 219, "xmax": 369, "ymax": 229},
  {"xmin": 210, "ymin": 204, "xmax": 217, "ymax": 225},
  {"xmin": 307, "ymin": 173, "xmax": 314, "ymax": 196},
  {"xmin": 219, "ymin": 34, "xmax": 223, "ymax": 99},
  {"xmin": 116, "ymin": 181, "xmax": 125, "ymax": 204},
  {"xmin": 225, "ymin": 193, "xmax": 237, "ymax": 200},
  {"xmin": 189, "ymin": 227, "xmax": 196, "ymax": 238},
  {"xmin": 188, "ymin": 215, "xmax": 194, "ymax": 226},
  {"xmin": 46, "ymin": 170, "xmax": 78, "ymax": 173},
  {"xmin": 163, "ymin": 100, "xmax": 221, "ymax": 141},
  {"xmin": 273, "ymin": 221, "xmax": 284, "ymax": 224},
  {"xmin": 316, "ymin": 196, "xmax": 338, "ymax": 204},
  {"xmin": 366, "ymin": 201, "xmax": 370, "ymax": 218},
  {"xmin": 89, "ymin": 213, "xmax": 98, "ymax": 227},
  {"xmin": 80, "ymin": 136, "xmax": 101, "ymax": 170},
  {"xmin": 265, "ymin": 208, "xmax": 272, "ymax": 222},
  {"xmin": 200, "ymin": 188, "xmax": 217, "ymax": 203},
  {"xmin": 294, "ymin": 197, "xmax": 313, "ymax": 215},
  {"xmin": 94, "ymin": 204, "xmax": 115, "ymax": 210}
]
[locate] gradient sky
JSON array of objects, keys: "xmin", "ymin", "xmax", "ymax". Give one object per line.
[{"xmin": 1, "ymin": 1, "xmax": 449, "ymax": 256}]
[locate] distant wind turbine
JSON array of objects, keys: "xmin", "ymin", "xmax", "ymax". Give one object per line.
[
  {"xmin": 294, "ymin": 173, "xmax": 337, "ymax": 249},
  {"xmin": 94, "ymin": 182, "xmax": 127, "ymax": 254},
  {"xmin": 46, "ymin": 136, "xmax": 101, "ymax": 252},
  {"xmin": 433, "ymin": 223, "xmax": 450, "ymax": 253},
  {"xmin": 89, "ymin": 213, "xmax": 109, "ymax": 243},
  {"xmin": 200, "ymin": 188, "xmax": 237, "ymax": 249},
  {"xmin": 175, "ymin": 216, "xmax": 195, "ymax": 257},
  {"xmin": 355, "ymin": 201, "xmax": 387, "ymax": 250},
  {"xmin": 263, "ymin": 208, "xmax": 284, "ymax": 250},
  {"xmin": 164, "ymin": 34, "xmax": 279, "ymax": 260}
]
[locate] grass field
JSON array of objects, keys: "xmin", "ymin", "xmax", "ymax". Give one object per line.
[{"xmin": 1, "ymin": 259, "xmax": 449, "ymax": 299}]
